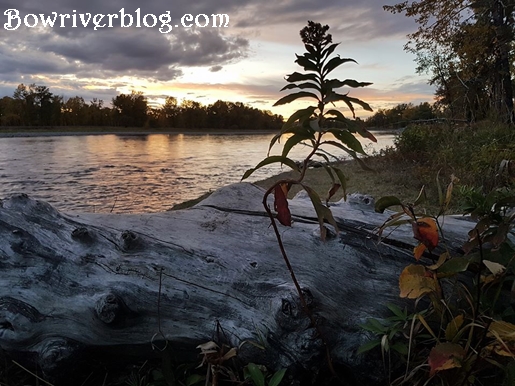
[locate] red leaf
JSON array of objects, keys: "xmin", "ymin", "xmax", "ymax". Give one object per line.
[
  {"xmin": 428, "ymin": 343, "xmax": 465, "ymax": 376},
  {"xmin": 412, "ymin": 217, "xmax": 439, "ymax": 251},
  {"xmin": 326, "ymin": 183, "xmax": 341, "ymax": 203},
  {"xmin": 274, "ymin": 184, "xmax": 292, "ymax": 226}
]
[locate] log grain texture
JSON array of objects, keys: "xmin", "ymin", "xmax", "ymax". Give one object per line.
[{"xmin": 0, "ymin": 182, "xmax": 475, "ymax": 383}]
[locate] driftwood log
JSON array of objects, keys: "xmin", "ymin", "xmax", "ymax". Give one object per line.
[{"xmin": 0, "ymin": 182, "xmax": 475, "ymax": 384}]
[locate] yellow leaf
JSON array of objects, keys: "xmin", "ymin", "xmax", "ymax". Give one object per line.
[
  {"xmin": 399, "ymin": 264, "xmax": 439, "ymax": 299},
  {"xmin": 221, "ymin": 347, "xmax": 238, "ymax": 361},
  {"xmin": 485, "ymin": 342, "xmax": 515, "ymax": 357},
  {"xmin": 488, "ymin": 321, "xmax": 515, "ymax": 342}
]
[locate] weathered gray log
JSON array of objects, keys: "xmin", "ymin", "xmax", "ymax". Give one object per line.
[{"xmin": 0, "ymin": 183, "xmax": 475, "ymax": 383}]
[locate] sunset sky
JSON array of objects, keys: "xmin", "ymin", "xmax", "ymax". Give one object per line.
[{"xmin": 0, "ymin": 0, "xmax": 435, "ymax": 119}]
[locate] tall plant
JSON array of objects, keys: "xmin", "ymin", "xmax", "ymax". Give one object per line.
[
  {"xmin": 242, "ymin": 21, "xmax": 376, "ymax": 371},
  {"xmin": 243, "ymin": 20, "xmax": 376, "ymax": 239}
]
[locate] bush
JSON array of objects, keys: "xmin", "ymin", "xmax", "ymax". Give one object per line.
[{"xmin": 392, "ymin": 121, "xmax": 515, "ymax": 192}]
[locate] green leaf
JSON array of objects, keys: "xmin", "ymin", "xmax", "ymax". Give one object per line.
[
  {"xmin": 329, "ymin": 128, "xmax": 366, "ymax": 155},
  {"xmin": 322, "ymin": 164, "xmax": 336, "ymax": 184},
  {"xmin": 268, "ymin": 369, "xmax": 287, "ymax": 386},
  {"xmin": 247, "ymin": 363, "xmax": 265, "ymax": 386},
  {"xmin": 436, "ymin": 170, "xmax": 444, "ymax": 208},
  {"xmin": 322, "ymin": 56, "xmax": 357, "ymax": 76},
  {"xmin": 295, "ymin": 54, "xmax": 318, "ymax": 72},
  {"xmin": 323, "ymin": 140, "xmax": 374, "ymax": 171},
  {"xmin": 321, "ymin": 42, "xmax": 340, "ymax": 61},
  {"xmin": 391, "ymin": 342, "xmax": 409, "ymax": 355},
  {"xmin": 301, "ymin": 184, "xmax": 339, "ymax": 240},
  {"xmin": 280, "ymin": 82, "xmax": 321, "ymax": 92},
  {"xmin": 305, "ymin": 44, "xmax": 316, "ymax": 55},
  {"xmin": 280, "ymin": 106, "xmax": 317, "ymax": 131},
  {"xmin": 268, "ymin": 109, "xmax": 316, "ymax": 155},
  {"xmin": 437, "ymin": 257, "xmax": 470, "ymax": 277},
  {"xmin": 330, "ymin": 167, "xmax": 348, "ymax": 200},
  {"xmin": 315, "ymin": 152, "xmax": 331, "ymax": 164},
  {"xmin": 273, "ymin": 91, "xmax": 319, "ymax": 107},
  {"xmin": 343, "ymin": 95, "xmax": 373, "ymax": 113},
  {"xmin": 323, "ymin": 79, "xmax": 373, "ymax": 94},
  {"xmin": 360, "ymin": 318, "xmax": 387, "ymax": 334},
  {"xmin": 504, "ymin": 360, "xmax": 515, "ymax": 386},
  {"xmin": 357, "ymin": 339, "xmax": 381, "ymax": 354},
  {"xmin": 338, "ymin": 79, "xmax": 374, "ymax": 88},
  {"xmin": 186, "ymin": 374, "xmax": 205, "ymax": 386},
  {"xmin": 281, "ymin": 132, "xmax": 313, "ymax": 158},
  {"xmin": 386, "ymin": 303, "xmax": 406, "ymax": 320},
  {"xmin": 324, "ymin": 109, "xmax": 347, "ymax": 120},
  {"xmin": 285, "ymin": 72, "xmax": 319, "ymax": 83},
  {"xmin": 242, "ymin": 156, "xmax": 300, "ymax": 180},
  {"xmin": 375, "ymin": 196, "xmax": 403, "ymax": 213},
  {"xmin": 324, "ymin": 92, "xmax": 373, "ymax": 117}
]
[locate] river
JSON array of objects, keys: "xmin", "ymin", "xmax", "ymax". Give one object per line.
[{"xmin": 0, "ymin": 131, "xmax": 395, "ymax": 213}]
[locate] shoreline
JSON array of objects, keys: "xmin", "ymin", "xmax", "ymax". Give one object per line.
[{"xmin": 0, "ymin": 127, "xmax": 278, "ymax": 138}]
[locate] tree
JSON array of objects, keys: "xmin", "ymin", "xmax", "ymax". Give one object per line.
[
  {"xmin": 112, "ymin": 91, "xmax": 149, "ymax": 127},
  {"xmin": 12, "ymin": 83, "xmax": 61, "ymax": 126},
  {"xmin": 62, "ymin": 97, "xmax": 87, "ymax": 126},
  {"xmin": 160, "ymin": 96, "xmax": 179, "ymax": 127},
  {"xmin": 385, "ymin": 0, "xmax": 515, "ymax": 122},
  {"xmin": 179, "ymin": 99, "xmax": 207, "ymax": 129},
  {"xmin": 0, "ymin": 96, "xmax": 21, "ymax": 126}
]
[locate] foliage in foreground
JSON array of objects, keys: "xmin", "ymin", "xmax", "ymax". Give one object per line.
[
  {"xmin": 389, "ymin": 121, "xmax": 515, "ymax": 193},
  {"xmin": 360, "ymin": 174, "xmax": 515, "ymax": 385}
]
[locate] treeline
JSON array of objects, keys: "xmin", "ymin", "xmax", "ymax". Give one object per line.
[
  {"xmin": 365, "ymin": 102, "xmax": 437, "ymax": 128},
  {"xmin": 0, "ymin": 83, "xmax": 284, "ymax": 130}
]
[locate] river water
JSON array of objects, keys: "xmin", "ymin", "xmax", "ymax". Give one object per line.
[{"xmin": 0, "ymin": 131, "xmax": 394, "ymax": 213}]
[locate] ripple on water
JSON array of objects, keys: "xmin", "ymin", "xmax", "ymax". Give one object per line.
[{"xmin": 0, "ymin": 132, "xmax": 393, "ymax": 213}]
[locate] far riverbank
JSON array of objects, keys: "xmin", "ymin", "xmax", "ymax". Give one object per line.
[{"xmin": 0, "ymin": 126, "xmax": 278, "ymax": 138}]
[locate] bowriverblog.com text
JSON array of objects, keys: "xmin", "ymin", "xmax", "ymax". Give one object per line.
[{"xmin": 3, "ymin": 8, "xmax": 229, "ymax": 32}]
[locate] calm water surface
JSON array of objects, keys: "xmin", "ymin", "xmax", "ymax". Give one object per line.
[{"xmin": 0, "ymin": 132, "xmax": 394, "ymax": 213}]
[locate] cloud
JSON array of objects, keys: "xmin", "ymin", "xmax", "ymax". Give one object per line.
[
  {"xmin": 231, "ymin": 0, "xmax": 417, "ymax": 41},
  {"xmin": 0, "ymin": 0, "xmax": 432, "ymax": 109}
]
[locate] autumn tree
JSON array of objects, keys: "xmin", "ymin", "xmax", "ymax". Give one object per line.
[{"xmin": 385, "ymin": 0, "xmax": 515, "ymax": 122}]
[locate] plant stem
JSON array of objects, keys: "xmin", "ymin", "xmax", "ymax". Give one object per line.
[{"xmin": 262, "ymin": 180, "xmax": 338, "ymax": 380}]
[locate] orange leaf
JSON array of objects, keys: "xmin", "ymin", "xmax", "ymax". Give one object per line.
[
  {"xmin": 412, "ymin": 217, "xmax": 439, "ymax": 251},
  {"xmin": 428, "ymin": 343, "xmax": 465, "ymax": 376},
  {"xmin": 274, "ymin": 184, "xmax": 292, "ymax": 226},
  {"xmin": 413, "ymin": 243, "xmax": 426, "ymax": 261}
]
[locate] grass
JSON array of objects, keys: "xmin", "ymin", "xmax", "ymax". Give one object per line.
[
  {"xmin": 172, "ymin": 154, "xmax": 444, "ymax": 213},
  {"xmin": 253, "ymin": 156, "xmax": 424, "ymax": 204},
  {"xmin": 174, "ymin": 120, "xmax": 515, "ymax": 215}
]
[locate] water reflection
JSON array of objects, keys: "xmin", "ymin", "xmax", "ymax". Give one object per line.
[{"xmin": 0, "ymin": 132, "xmax": 394, "ymax": 213}]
